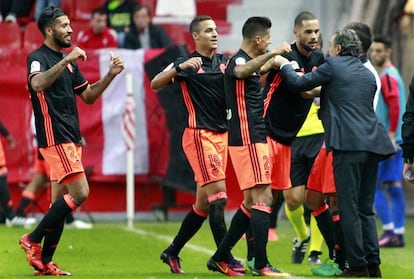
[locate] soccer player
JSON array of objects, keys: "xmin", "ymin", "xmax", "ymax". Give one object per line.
[
  {"xmin": 151, "ymin": 15, "xmax": 243, "ymax": 274},
  {"xmin": 371, "ymin": 35, "xmax": 407, "ymax": 248},
  {"xmin": 20, "ymin": 6, "xmax": 124, "ymax": 276},
  {"xmin": 206, "ymin": 16, "xmax": 292, "ymax": 277}
]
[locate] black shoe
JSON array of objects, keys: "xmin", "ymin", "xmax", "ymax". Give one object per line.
[
  {"xmin": 367, "ymin": 264, "xmax": 382, "ymax": 278},
  {"xmin": 339, "ymin": 266, "xmax": 369, "ymax": 277},
  {"xmin": 291, "ymin": 235, "xmax": 310, "ymax": 264}
]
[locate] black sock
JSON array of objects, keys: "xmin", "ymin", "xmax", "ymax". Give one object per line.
[
  {"xmin": 246, "ymin": 225, "xmax": 254, "ymax": 261},
  {"xmin": 0, "ymin": 174, "xmax": 15, "ymax": 219},
  {"xmin": 30, "ymin": 197, "xmax": 74, "ymax": 243},
  {"xmin": 208, "ymin": 198, "xmax": 227, "ymax": 247},
  {"xmin": 251, "ymin": 208, "xmax": 270, "ymax": 270},
  {"xmin": 16, "ymin": 196, "xmax": 32, "ymax": 216},
  {"xmin": 332, "ymin": 211, "xmax": 346, "ymax": 270},
  {"xmin": 166, "ymin": 206, "xmax": 206, "ymax": 255},
  {"xmin": 313, "ymin": 204, "xmax": 335, "ymax": 259},
  {"xmin": 66, "ymin": 212, "xmax": 75, "ymax": 224},
  {"xmin": 41, "ymin": 219, "xmax": 65, "ymax": 264},
  {"xmin": 213, "ymin": 206, "xmax": 250, "ymax": 262}
]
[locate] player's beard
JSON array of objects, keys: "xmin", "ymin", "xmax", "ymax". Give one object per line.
[
  {"xmin": 53, "ymin": 33, "xmax": 71, "ymax": 48},
  {"xmin": 299, "ymin": 41, "xmax": 315, "ymax": 52}
]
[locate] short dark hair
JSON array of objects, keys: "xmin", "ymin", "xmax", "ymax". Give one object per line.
[
  {"xmin": 133, "ymin": 4, "xmax": 151, "ymax": 17},
  {"xmin": 37, "ymin": 6, "xmax": 67, "ymax": 37},
  {"xmin": 91, "ymin": 7, "xmax": 107, "ymax": 17},
  {"xmin": 345, "ymin": 22, "xmax": 373, "ymax": 53},
  {"xmin": 294, "ymin": 11, "xmax": 317, "ymax": 28},
  {"xmin": 334, "ymin": 28, "xmax": 362, "ymax": 57},
  {"xmin": 189, "ymin": 15, "xmax": 213, "ymax": 33},
  {"xmin": 373, "ymin": 34, "xmax": 392, "ymax": 49},
  {"xmin": 242, "ymin": 16, "xmax": 271, "ymax": 39}
]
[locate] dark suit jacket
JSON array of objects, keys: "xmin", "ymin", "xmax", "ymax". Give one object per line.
[
  {"xmin": 124, "ymin": 23, "xmax": 173, "ymax": 49},
  {"xmin": 401, "ymin": 75, "xmax": 414, "ymax": 160},
  {"xmin": 280, "ymin": 56, "xmax": 395, "ymax": 158}
]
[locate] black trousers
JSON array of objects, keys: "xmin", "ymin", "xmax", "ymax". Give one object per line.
[{"xmin": 333, "ymin": 150, "xmax": 381, "ymax": 268}]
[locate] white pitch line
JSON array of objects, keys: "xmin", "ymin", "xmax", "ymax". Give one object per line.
[
  {"xmin": 124, "ymin": 226, "xmax": 309, "ymax": 279},
  {"xmin": 125, "ymin": 226, "xmax": 216, "ymax": 255}
]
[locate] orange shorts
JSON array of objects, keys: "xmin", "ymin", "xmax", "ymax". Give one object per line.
[
  {"xmin": 39, "ymin": 142, "xmax": 85, "ymax": 184},
  {"xmin": 307, "ymin": 147, "xmax": 336, "ymax": 194},
  {"xmin": 34, "ymin": 150, "xmax": 50, "ymax": 177},
  {"xmin": 267, "ymin": 137, "xmax": 292, "ymax": 190},
  {"xmin": 228, "ymin": 143, "xmax": 271, "ymax": 190},
  {"xmin": 182, "ymin": 128, "xmax": 228, "ymax": 186}
]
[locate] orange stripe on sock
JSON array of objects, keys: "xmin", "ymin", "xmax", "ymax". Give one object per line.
[
  {"xmin": 22, "ymin": 190, "xmax": 36, "ymax": 200},
  {"xmin": 63, "ymin": 194, "xmax": 78, "ymax": 210},
  {"xmin": 312, "ymin": 203, "xmax": 329, "ymax": 217},
  {"xmin": 240, "ymin": 203, "xmax": 251, "ymax": 218},
  {"xmin": 208, "ymin": 192, "xmax": 228, "ymax": 203},
  {"xmin": 251, "ymin": 204, "xmax": 272, "ymax": 214},
  {"xmin": 332, "ymin": 214, "xmax": 340, "ymax": 222},
  {"xmin": 192, "ymin": 204, "xmax": 208, "ymax": 218}
]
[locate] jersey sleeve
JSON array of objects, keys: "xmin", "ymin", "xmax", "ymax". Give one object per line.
[
  {"xmin": 27, "ymin": 52, "xmax": 46, "ymax": 89},
  {"xmin": 72, "ymin": 62, "xmax": 89, "ymax": 95}
]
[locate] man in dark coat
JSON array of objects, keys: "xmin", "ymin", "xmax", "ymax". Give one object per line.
[
  {"xmin": 275, "ymin": 28, "xmax": 395, "ymax": 277},
  {"xmin": 124, "ymin": 4, "xmax": 172, "ymax": 49}
]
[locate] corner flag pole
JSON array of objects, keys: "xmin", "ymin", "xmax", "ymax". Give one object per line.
[{"xmin": 122, "ymin": 72, "xmax": 135, "ymax": 229}]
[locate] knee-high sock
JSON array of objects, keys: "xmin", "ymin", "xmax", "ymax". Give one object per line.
[
  {"xmin": 213, "ymin": 205, "xmax": 250, "ymax": 262},
  {"xmin": 165, "ymin": 205, "xmax": 207, "ymax": 255},
  {"xmin": 208, "ymin": 194, "xmax": 228, "ymax": 247},
  {"xmin": 16, "ymin": 190, "xmax": 35, "ymax": 216},
  {"xmin": 245, "ymin": 225, "xmax": 254, "ymax": 261},
  {"xmin": 285, "ymin": 203, "xmax": 308, "ymax": 240},
  {"xmin": 387, "ymin": 187, "xmax": 405, "ymax": 233},
  {"xmin": 41, "ymin": 219, "xmax": 65, "ymax": 264},
  {"xmin": 30, "ymin": 194, "xmax": 76, "ymax": 243},
  {"xmin": 0, "ymin": 174, "xmax": 15, "ymax": 219},
  {"xmin": 332, "ymin": 211, "xmax": 346, "ymax": 270},
  {"xmin": 374, "ymin": 183, "xmax": 392, "ymax": 226},
  {"xmin": 251, "ymin": 204, "xmax": 271, "ymax": 270},
  {"xmin": 309, "ymin": 214, "xmax": 324, "ymax": 254},
  {"xmin": 313, "ymin": 203, "xmax": 335, "ymax": 259}
]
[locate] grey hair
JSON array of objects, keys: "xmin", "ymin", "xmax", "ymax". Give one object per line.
[{"xmin": 334, "ymin": 28, "xmax": 362, "ymax": 57}]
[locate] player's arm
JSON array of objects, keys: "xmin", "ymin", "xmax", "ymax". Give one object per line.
[
  {"xmin": 0, "ymin": 122, "xmax": 15, "ymax": 148},
  {"xmin": 30, "ymin": 47, "xmax": 87, "ymax": 92},
  {"xmin": 381, "ymin": 74, "xmax": 400, "ymax": 147},
  {"xmin": 151, "ymin": 57, "xmax": 202, "ymax": 90},
  {"xmin": 234, "ymin": 42, "xmax": 291, "ymax": 79},
  {"xmin": 300, "ymin": 86, "xmax": 321, "ymax": 99},
  {"xmin": 79, "ymin": 52, "xmax": 125, "ymax": 104}
]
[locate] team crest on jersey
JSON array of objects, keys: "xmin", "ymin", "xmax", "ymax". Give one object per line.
[
  {"xmin": 235, "ymin": 57, "xmax": 246, "ymax": 65},
  {"xmin": 30, "ymin": 61, "xmax": 41, "ymax": 73},
  {"xmin": 219, "ymin": 63, "xmax": 226, "ymax": 73},
  {"xmin": 67, "ymin": 63, "xmax": 73, "ymax": 73}
]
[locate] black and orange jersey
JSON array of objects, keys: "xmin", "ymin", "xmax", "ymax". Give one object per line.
[
  {"xmin": 27, "ymin": 45, "xmax": 88, "ymax": 148},
  {"xmin": 263, "ymin": 43, "xmax": 325, "ymax": 146},
  {"xmin": 173, "ymin": 51, "xmax": 228, "ymax": 133},
  {"xmin": 225, "ymin": 49, "xmax": 267, "ymax": 146},
  {"xmin": 0, "ymin": 122, "xmax": 10, "ymax": 167}
]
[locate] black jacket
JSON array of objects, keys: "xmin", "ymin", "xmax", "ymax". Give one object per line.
[
  {"xmin": 281, "ymin": 56, "xmax": 395, "ymax": 159},
  {"xmin": 124, "ymin": 24, "xmax": 172, "ymax": 49}
]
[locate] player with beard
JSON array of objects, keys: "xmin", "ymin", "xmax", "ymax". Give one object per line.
[
  {"xmin": 20, "ymin": 6, "xmax": 125, "ymax": 276},
  {"xmin": 244, "ymin": 12, "xmax": 325, "ymax": 270}
]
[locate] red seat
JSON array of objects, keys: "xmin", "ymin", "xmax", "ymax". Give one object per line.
[
  {"xmin": 61, "ymin": 0, "xmax": 75, "ymax": 19},
  {"xmin": 70, "ymin": 20, "xmax": 89, "ymax": 45},
  {"xmin": 0, "ymin": 22, "xmax": 22, "ymax": 51},
  {"xmin": 74, "ymin": 0, "xmax": 107, "ymax": 21},
  {"xmin": 196, "ymin": 0, "xmax": 233, "ymax": 21},
  {"xmin": 23, "ymin": 21, "xmax": 43, "ymax": 52}
]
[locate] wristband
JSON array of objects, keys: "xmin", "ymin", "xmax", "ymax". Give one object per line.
[{"xmin": 175, "ymin": 64, "xmax": 182, "ymax": 73}]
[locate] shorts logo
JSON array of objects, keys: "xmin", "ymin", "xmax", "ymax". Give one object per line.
[
  {"xmin": 208, "ymin": 154, "xmax": 221, "ymax": 177},
  {"xmin": 263, "ymin": 155, "xmax": 270, "ymax": 178}
]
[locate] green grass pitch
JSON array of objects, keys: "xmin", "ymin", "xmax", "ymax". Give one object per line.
[{"xmin": 1, "ymin": 217, "xmax": 414, "ymax": 278}]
